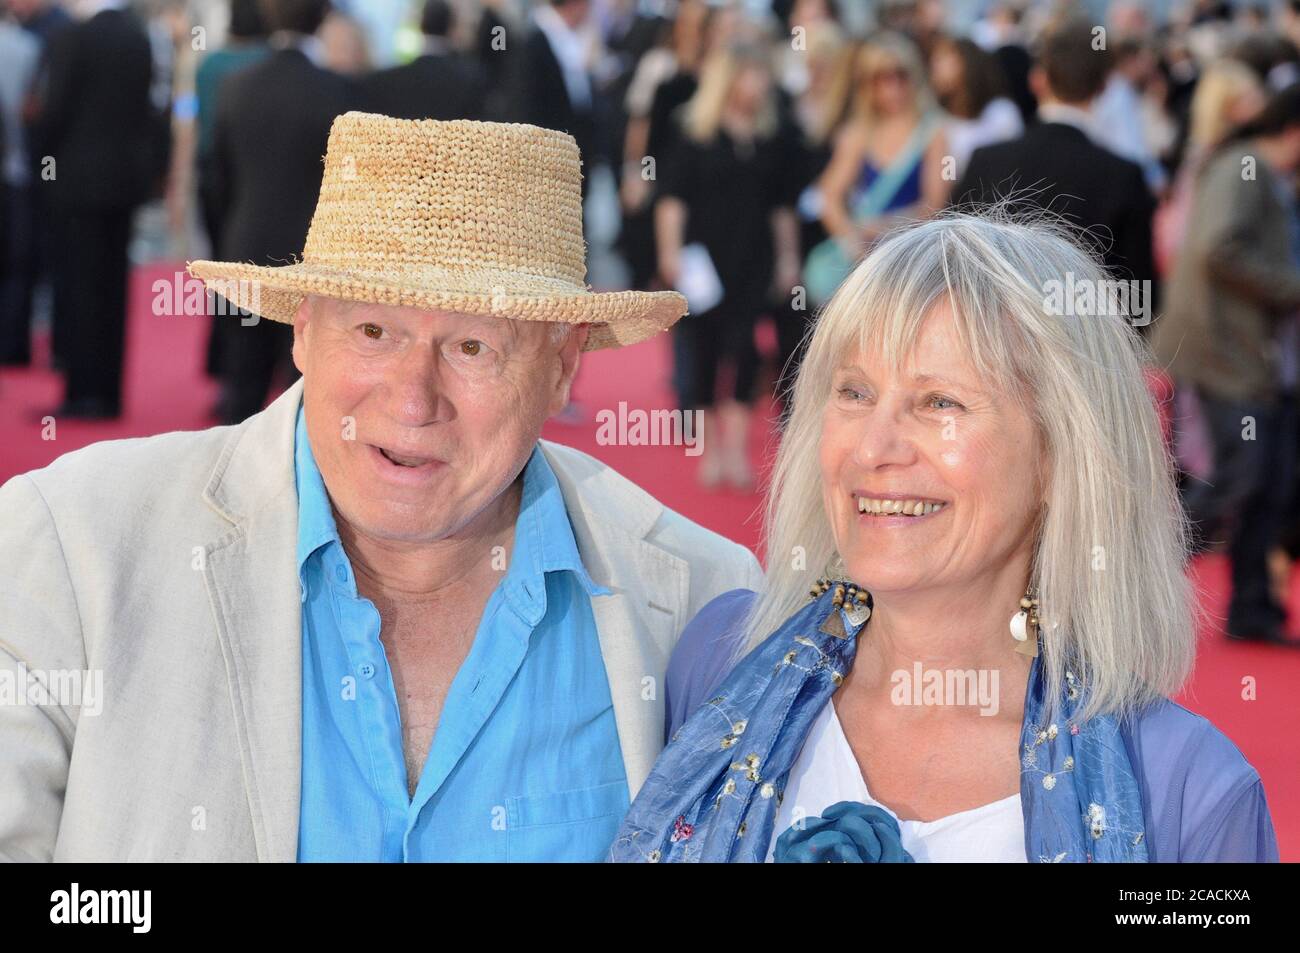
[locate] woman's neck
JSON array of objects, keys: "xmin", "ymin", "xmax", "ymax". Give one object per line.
[{"xmin": 848, "ymin": 552, "xmax": 1035, "ymax": 704}]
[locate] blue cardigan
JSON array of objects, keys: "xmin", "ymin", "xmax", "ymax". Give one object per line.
[{"xmin": 659, "ymin": 589, "xmax": 1279, "ymax": 862}]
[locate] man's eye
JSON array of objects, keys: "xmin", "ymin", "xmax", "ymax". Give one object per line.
[
  {"xmin": 460, "ymin": 340, "xmax": 483, "ymax": 356},
  {"xmin": 361, "ymin": 323, "xmax": 383, "ymax": 340}
]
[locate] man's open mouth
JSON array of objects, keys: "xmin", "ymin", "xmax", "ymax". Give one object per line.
[{"xmin": 377, "ymin": 447, "xmax": 437, "ymax": 468}]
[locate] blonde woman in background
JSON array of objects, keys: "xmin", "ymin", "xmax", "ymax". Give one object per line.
[
  {"xmin": 778, "ymin": 18, "xmax": 855, "ymax": 417},
  {"xmin": 655, "ymin": 40, "xmax": 804, "ymax": 491},
  {"xmin": 1154, "ymin": 58, "xmax": 1265, "ymax": 276},
  {"xmin": 804, "ymin": 31, "xmax": 949, "ymax": 308}
]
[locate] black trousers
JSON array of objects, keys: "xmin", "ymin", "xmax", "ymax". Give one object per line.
[
  {"xmin": 673, "ymin": 288, "xmax": 763, "ymax": 410},
  {"xmin": 52, "ymin": 206, "xmax": 133, "ymax": 409},
  {"xmin": 0, "ymin": 184, "xmax": 37, "ymax": 365},
  {"xmin": 197, "ymin": 156, "xmax": 231, "ymax": 381},
  {"xmin": 1182, "ymin": 390, "xmax": 1300, "ymax": 632},
  {"xmin": 219, "ymin": 313, "xmax": 296, "ymax": 424},
  {"xmin": 773, "ymin": 300, "xmax": 814, "ymax": 427}
]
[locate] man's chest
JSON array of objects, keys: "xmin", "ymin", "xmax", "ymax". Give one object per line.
[{"xmin": 378, "ymin": 610, "xmax": 479, "ymax": 793}]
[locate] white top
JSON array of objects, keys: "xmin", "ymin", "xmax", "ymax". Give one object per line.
[{"xmin": 766, "ymin": 701, "xmax": 1027, "ymax": 862}]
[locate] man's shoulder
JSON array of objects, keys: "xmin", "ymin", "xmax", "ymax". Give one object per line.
[
  {"xmin": 538, "ymin": 440, "xmax": 759, "ymax": 573},
  {"xmin": 9, "ymin": 423, "xmax": 237, "ymax": 519},
  {"xmin": 1199, "ymin": 145, "xmax": 1260, "ymax": 191}
]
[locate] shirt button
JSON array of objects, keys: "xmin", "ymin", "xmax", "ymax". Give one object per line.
[
  {"xmin": 358, "ymin": 663, "xmax": 375, "ymax": 679},
  {"xmin": 335, "ymin": 564, "xmax": 348, "ymax": 584}
]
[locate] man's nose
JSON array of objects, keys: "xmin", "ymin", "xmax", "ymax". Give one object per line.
[{"xmin": 386, "ymin": 344, "xmax": 451, "ymax": 426}]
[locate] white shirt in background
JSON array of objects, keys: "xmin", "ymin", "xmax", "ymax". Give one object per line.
[{"xmin": 945, "ymin": 96, "xmax": 1024, "ymax": 179}]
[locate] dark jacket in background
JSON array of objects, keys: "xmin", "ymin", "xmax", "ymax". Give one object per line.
[
  {"xmin": 38, "ymin": 8, "xmax": 155, "ymax": 211},
  {"xmin": 37, "ymin": 7, "xmax": 155, "ymax": 413},
  {"xmin": 360, "ymin": 48, "xmax": 488, "ymax": 121},
  {"xmin": 210, "ymin": 46, "xmax": 361, "ymax": 423},
  {"xmin": 952, "ymin": 121, "xmax": 1157, "ymax": 297},
  {"xmin": 212, "ymin": 47, "xmax": 360, "ymax": 266},
  {"xmin": 518, "ymin": 27, "xmax": 597, "ymax": 191}
]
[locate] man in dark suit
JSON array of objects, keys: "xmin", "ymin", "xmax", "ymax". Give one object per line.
[
  {"xmin": 210, "ymin": 0, "xmax": 360, "ymax": 424},
  {"xmin": 361, "ymin": 0, "xmax": 486, "ymax": 121},
  {"xmin": 518, "ymin": 0, "xmax": 597, "ymax": 199},
  {"xmin": 952, "ymin": 18, "xmax": 1157, "ymax": 304},
  {"xmin": 38, "ymin": 0, "xmax": 155, "ymax": 419}
]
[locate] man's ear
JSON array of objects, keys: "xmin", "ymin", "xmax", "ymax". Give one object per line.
[
  {"xmin": 549, "ymin": 323, "xmax": 589, "ymax": 415},
  {"xmin": 291, "ymin": 297, "xmax": 313, "ymax": 376}
]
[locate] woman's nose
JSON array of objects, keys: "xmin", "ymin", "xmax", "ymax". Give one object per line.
[{"xmin": 851, "ymin": 407, "xmax": 916, "ymax": 469}]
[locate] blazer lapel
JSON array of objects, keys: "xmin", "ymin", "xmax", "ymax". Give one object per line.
[
  {"xmin": 201, "ymin": 379, "xmax": 306, "ymax": 862},
  {"xmin": 540, "ymin": 441, "xmax": 689, "ymax": 798}
]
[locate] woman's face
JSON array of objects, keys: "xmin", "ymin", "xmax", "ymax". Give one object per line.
[
  {"xmin": 929, "ymin": 43, "xmax": 963, "ymax": 98},
  {"xmin": 863, "ymin": 55, "xmax": 913, "ymax": 115},
  {"xmin": 819, "ymin": 303, "xmax": 1043, "ymax": 600},
  {"xmin": 1226, "ymin": 83, "xmax": 1266, "ymax": 130},
  {"xmin": 728, "ymin": 64, "xmax": 771, "ymax": 116},
  {"xmin": 792, "ymin": 0, "xmax": 832, "ymax": 24}
]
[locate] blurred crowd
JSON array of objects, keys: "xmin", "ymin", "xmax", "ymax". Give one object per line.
[{"xmin": 4, "ymin": 0, "xmax": 1300, "ymax": 642}]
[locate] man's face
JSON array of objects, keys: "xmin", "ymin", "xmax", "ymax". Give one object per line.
[{"xmin": 292, "ymin": 297, "xmax": 586, "ymax": 544}]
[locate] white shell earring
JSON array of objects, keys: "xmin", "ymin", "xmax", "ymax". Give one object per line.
[{"xmin": 1011, "ymin": 588, "xmax": 1040, "ymax": 658}]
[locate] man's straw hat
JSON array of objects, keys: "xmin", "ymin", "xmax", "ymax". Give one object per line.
[{"xmin": 187, "ymin": 112, "xmax": 687, "ymax": 350}]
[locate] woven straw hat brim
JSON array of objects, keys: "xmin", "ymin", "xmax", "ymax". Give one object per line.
[{"xmin": 186, "ymin": 259, "xmax": 687, "ymax": 351}]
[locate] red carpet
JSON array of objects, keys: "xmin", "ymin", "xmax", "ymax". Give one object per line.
[{"xmin": 1, "ymin": 262, "xmax": 1296, "ymax": 860}]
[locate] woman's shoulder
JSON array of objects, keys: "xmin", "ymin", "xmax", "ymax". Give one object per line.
[
  {"xmin": 1123, "ymin": 697, "xmax": 1279, "ymax": 861},
  {"xmin": 1126, "ymin": 697, "xmax": 1259, "ymax": 784},
  {"xmin": 664, "ymin": 589, "xmax": 759, "ymax": 740}
]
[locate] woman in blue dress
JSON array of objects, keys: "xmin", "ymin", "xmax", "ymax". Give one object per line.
[{"xmin": 804, "ymin": 31, "xmax": 949, "ymax": 308}]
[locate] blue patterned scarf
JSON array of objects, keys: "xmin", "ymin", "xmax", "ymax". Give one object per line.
[{"xmin": 609, "ymin": 588, "xmax": 1148, "ymax": 862}]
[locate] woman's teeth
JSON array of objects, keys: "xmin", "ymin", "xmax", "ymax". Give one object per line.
[{"xmin": 856, "ymin": 496, "xmax": 945, "ymax": 516}]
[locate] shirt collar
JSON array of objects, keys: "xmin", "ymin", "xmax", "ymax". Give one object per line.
[
  {"xmin": 1037, "ymin": 102, "xmax": 1097, "ymax": 141},
  {"xmin": 293, "ymin": 403, "xmax": 609, "ymax": 613},
  {"xmin": 77, "ymin": 0, "xmax": 127, "ymax": 17},
  {"xmin": 294, "ymin": 402, "xmax": 341, "ymax": 580},
  {"xmin": 269, "ymin": 30, "xmax": 326, "ymax": 68},
  {"xmin": 500, "ymin": 443, "xmax": 611, "ymax": 624}
]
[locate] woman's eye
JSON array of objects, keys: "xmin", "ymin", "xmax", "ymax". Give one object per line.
[
  {"xmin": 928, "ymin": 395, "xmax": 961, "ymax": 411},
  {"xmin": 361, "ymin": 323, "xmax": 383, "ymax": 340},
  {"xmin": 837, "ymin": 386, "xmax": 865, "ymax": 401},
  {"xmin": 460, "ymin": 340, "xmax": 483, "ymax": 357}
]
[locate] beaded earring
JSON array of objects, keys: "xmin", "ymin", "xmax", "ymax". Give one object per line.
[
  {"xmin": 809, "ymin": 577, "xmax": 871, "ymax": 627},
  {"xmin": 1011, "ymin": 587, "xmax": 1040, "ymax": 657}
]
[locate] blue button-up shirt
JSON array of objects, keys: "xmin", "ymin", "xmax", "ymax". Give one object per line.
[{"xmin": 293, "ymin": 405, "xmax": 629, "ymax": 861}]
